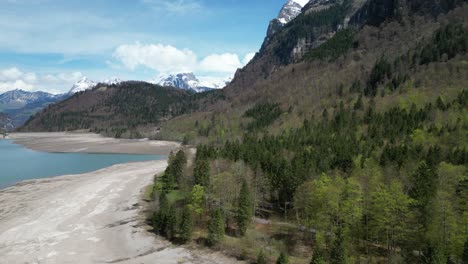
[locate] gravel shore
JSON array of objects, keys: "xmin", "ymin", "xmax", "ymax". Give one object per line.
[{"xmin": 0, "ymin": 133, "xmax": 243, "ymax": 264}]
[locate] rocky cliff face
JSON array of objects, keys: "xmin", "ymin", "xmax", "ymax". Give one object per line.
[{"xmin": 262, "ymin": 0, "xmax": 307, "ymax": 49}]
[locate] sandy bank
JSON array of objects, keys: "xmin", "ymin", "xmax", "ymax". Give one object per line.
[
  {"xmin": 8, "ymin": 132, "xmax": 180, "ymax": 155},
  {"xmin": 0, "ymin": 160, "xmax": 243, "ymax": 264}
]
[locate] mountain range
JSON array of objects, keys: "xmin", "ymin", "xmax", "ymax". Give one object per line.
[
  {"xmin": 154, "ymin": 73, "xmax": 231, "ymax": 93},
  {"xmin": 14, "ymin": 0, "xmax": 468, "ymax": 262}
]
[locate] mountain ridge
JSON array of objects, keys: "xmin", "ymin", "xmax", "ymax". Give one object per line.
[{"xmin": 155, "ymin": 73, "xmax": 231, "ymax": 93}]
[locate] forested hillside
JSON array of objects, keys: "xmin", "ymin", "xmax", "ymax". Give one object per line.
[
  {"xmin": 18, "ymin": 0, "xmax": 468, "ymax": 262},
  {"xmin": 19, "ymin": 81, "xmax": 205, "ymax": 138},
  {"xmin": 146, "ymin": 1, "xmax": 468, "ymax": 263}
]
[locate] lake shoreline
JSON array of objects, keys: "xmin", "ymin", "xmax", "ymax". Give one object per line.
[
  {"xmin": 8, "ymin": 132, "xmax": 180, "ymax": 155},
  {"xmin": 0, "ymin": 132, "xmax": 242, "ymax": 264}
]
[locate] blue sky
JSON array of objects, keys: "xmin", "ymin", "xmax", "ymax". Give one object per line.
[{"xmin": 0, "ymin": 0, "xmax": 289, "ymax": 93}]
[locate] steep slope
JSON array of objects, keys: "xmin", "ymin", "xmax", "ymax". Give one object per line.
[
  {"xmin": 264, "ymin": 0, "xmax": 304, "ymax": 47},
  {"xmin": 152, "ymin": 3, "xmax": 468, "ymax": 263},
  {"xmin": 160, "ymin": 1, "xmax": 468, "ymax": 143}
]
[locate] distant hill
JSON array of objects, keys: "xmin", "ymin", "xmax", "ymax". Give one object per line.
[
  {"xmin": 0, "ymin": 90, "xmax": 68, "ymax": 128},
  {"xmin": 19, "ymin": 81, "xmax": 202, "ymax": 138},
  {"xmin": 0, "ymin": 112, "xmax": 13, "ymax": 132}
]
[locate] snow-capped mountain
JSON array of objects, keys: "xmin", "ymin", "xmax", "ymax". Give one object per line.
[
  {"xmin": 103, "ymin": 78, "xmax": 122, "ymax": 85},
  {"xmin": 0, "ymin": 89, "xmax": 68, "ymax": 128},
  {"xmin": 68, "ymin": 77, "xmax": 123, "ymax": 94},
  {"xmin": 0, "ymin": 89, "xmax": 58, "ymax": 109},
  {"xmin": 277, "ymin": 0, "xmax": 304, "ymax": 25},
  {"xmin": 263, "ymin": 0, "xmax": 309, "ymax": 47},
  {"xmin": 155, "ymin": 73, "xmax": 230, "ymax": 93},
  {"xmin": 68, "ymin": 77, "xmax": 97, "ymax": 94}
]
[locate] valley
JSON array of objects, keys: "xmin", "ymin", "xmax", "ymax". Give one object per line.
[{"xmin": 1, "ymin": 0, "xmax": 467, "ymax": 263}]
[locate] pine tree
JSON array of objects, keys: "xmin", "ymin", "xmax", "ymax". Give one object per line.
[
  {"xmin": 207, "ymin": 208, "xmax": 225, "ymax": 246},
  {"xmin": 179, "ymin": 206, "xmax": 193, "ymax": 244},
  {"xmin": 410, "ymin": 161, "xmax": 438, "ymax": 231},
  {"xmin": 463, "ymin": 239, "xmax": 468, "ymax": 264},
  {"xmin": 330, "ymin": 226, "xmax": 347, "ymax": 264},
  {"xmin": 174, "ymin": 150, "xmax": 187, "ymax": 184},
  {"xmin": 237, "ymin": 178, "xmax": 253, "ymax": 236},
  {"xmin": 354, "ymin": 94, "xmax": 363, "ymax": 110},
  {"xmin": 153, "ymin": 192, "xmax": 169, "ymax": 235},
  {"xmin": 166, "ymin": 206, "xmax": 177, "ymax": 241},
  {"xmin": 257, "ymin": 250, "xmax": 267, "ymax": 264},
  {"xmin": 276, "ymin": 252, "xmax": 289, "ymax": 264},
  {"xmin": 194, "ymin": 159, "xmax": 211, "ymax": 187}
]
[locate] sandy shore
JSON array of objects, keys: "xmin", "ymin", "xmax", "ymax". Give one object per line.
[
  {"xmin": 8, "ymin": 132, "xmax": 180, "ymax": 155},
  {"xmin": 0, "ymin": 160, "xmax": 243, "ymax": 264}
]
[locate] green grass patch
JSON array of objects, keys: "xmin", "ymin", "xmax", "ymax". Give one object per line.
[
  {"xmin": 144, "ymin": 184, "xmax": 154, "ymax": 201},
  {"xmin": 167, "ymin": 190, "xmax": 186, "ymax": 205}
]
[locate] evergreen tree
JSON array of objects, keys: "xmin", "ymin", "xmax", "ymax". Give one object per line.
[
  {"xmin": 311, "ymin": 247, "xmax": 326, "ymax": 264},
  {"xmin": 410, "ymin": 162, "xmax": 438, "ymax": 231},
  {"xmin": 257, "ymin": 250, "xmax": 267, "ymax": 264},
  {"xmin": 179, "ymin": 206, "xmax": 193, "ymax": 244},
  {"xmin": 354, "ymin": 94, "xmax": 363, "ymax": 110},
  {"xmin": 276, "ymin": 252, "xmax": 289, "ymax": 264},
  {"xmin": 330, "ymin": 226, "xmax": 347, "ymax": 264},
  {"xmin": 237, "ymin": 178, "xmax": 253, "ymax": 236},
  {"xmin": 194, "ymin": 159, "xmax": 211, "ymax": 187},
  {"xmin": 153, "ymin": 192, "xmax": 169, "ymax": 235},
  {"xmin": 207, "ymin": 208, "xmax": 225, "ymax": 246},
  {"xmin": 166, "ymin": 206, "xmax": 177, "ymax": 241},
  {"xmin": 463, "ymin": 239, "xmax": 468, "ymax": 264},
  {"xmin": 173, "ymin": 150, "xmax": 187, "ymax": 184}
]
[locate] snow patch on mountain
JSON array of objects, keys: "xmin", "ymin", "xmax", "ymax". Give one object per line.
[
  {"xmin": 154, "ymin": 73, "xmax": 231, "ymax": 93},
  {"xmin": 263, "ymin": 0, "xmax": 309, "ymax": 48},
  {"xmin": 68, "ymin": 77, "xmax": 122, "ymax": 94},
  {"xmin": 68, "ymin": 77, "xmax": 97, "ymax": 94},
  {"xmin": 0, "ymin": 89, "xmax": 57, "ymax": 107},
  {"xmin": 277, "ymin": 0, "xmax": 305, "ymax": 25}
]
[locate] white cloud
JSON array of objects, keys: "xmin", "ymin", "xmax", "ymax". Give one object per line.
[
  {"xmin": 0, "ymin": 67, "xmax": 84, "ymax": 94},
  {"xmin": 113, "ymin": 43, "xmax": 255, "ymax": 76},
  {"xmin": 198, "ymin": 75, "xmax": 233, "ymax": 88},
  {"xmin": 242, "ymin": 52, "xmax": 256, "ymax": 65},
  {"xmin": 142, "ymin": 0, "xmax": 202, "ymax": 14},
  {"xmin": 0, "ymin": 67, "xmax": 24, "ymax": 81},
  {"xmin": 199, "ymin": 53, "xmax": 243, "ymax": 73},
  {"xmin": 0, "ymin": 80, "xmax": 34, "ymax": 93},
  {"xmin": 113, "ymin": 43, "xmax": 197, "ymax": 74}
]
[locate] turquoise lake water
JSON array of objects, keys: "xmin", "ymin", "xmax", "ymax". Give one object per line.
[{"xmin": 0, "ymin": 139, "xmax": 164, "ymax": 188}]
